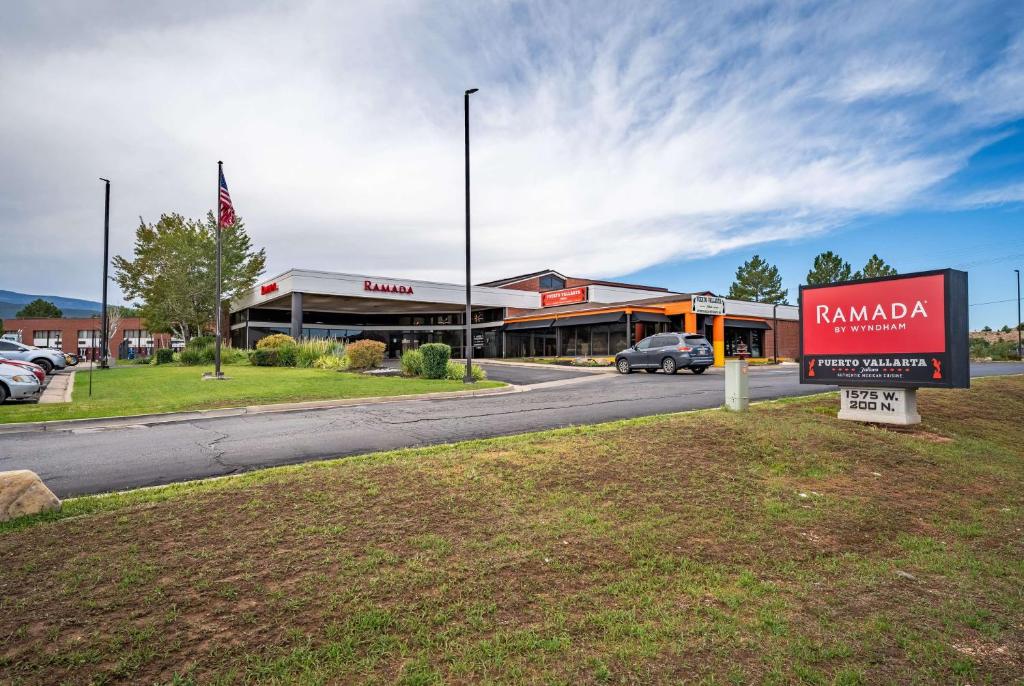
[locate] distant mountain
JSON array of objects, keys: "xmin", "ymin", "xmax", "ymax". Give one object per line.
[
  {"xmin": 0, "ymin": 290, "xmax": 103, "ymax": 321},
  {"xmin": 0, "ymin": 290, "xmax": 103, "ymax": 312}
]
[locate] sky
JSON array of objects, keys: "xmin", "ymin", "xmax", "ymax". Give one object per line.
[{"xmin": 1, "ymin": 0, "xmax": 1022, "ymax": 328}]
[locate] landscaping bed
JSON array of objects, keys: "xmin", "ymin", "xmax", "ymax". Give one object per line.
[{"xmin": 1, "ymin": 377, "xmax": 1022, "ymax": 683}]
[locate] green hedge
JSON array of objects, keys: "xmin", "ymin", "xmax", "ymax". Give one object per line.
[
  {"xmin": 347, "ymin": 340, "xmax": 386, "ymax": 369},
  {"xmin": 420, "ymin": 343, "xmax": 451, "ymax": 379},
  {"xmin": 250, "ymin": 348, "xmax": 280, "ymax": 366},
  {"xmin": 400, "ymin": 349, "xmax": 424, "ymax": 376},
  {"xmin": 155, "ymin": 348, "xmax": 174, "ymax": 365}
]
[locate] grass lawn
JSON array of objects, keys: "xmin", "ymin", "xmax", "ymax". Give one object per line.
[
  {"xmin": 1, "ymin": 377, "xmax": 1022, "ymax": 684},
  {"xmin": 0, "ymin": 365, "xmax": 503, "ymax": 424}
]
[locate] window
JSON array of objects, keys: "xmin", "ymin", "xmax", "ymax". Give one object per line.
[
  {"xmin": 635, "ymin": 337, "xmax": 653, "ymax": 350},
  {"xmin": 77, "ymin": 330, "xmax": 101, "ymax": 345},
  {"xmin": 0, "ymin": 341, "xmax": 19, "ymax": 351},
  {"xmin": 590, "ymin": 325, "xmax": 610, "ymax": 356},
  {"xmin": 649, "ymin": 334, "xmax": 678, "ymax": 348},
  {"xmin": 33, "ymin": 330, "xmax": 62, "ymax": 346},
  {"xmin": 539, "ymin": 274, "xmax": 566, "ymax": 291}
]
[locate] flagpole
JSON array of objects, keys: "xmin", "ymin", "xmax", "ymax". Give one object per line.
[{"xmin": 215, "ymin": 161, "xmax": 223, "ymax": 378}]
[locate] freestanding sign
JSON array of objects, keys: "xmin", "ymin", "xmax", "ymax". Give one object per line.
[{"xmin": 799, "ymin": 269, "xmax": 969, "ymax": 424}]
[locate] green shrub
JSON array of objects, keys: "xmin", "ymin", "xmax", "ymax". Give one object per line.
[
  {"xmin": 155, "ymin": 348, "xmax": 174, "ymax": 365},
  {"xmin": 178, "ymin": 346, "xmax": 208, "ymax": 365},
  {"xmin": 444, "ymin": 361, "xmax": 487, "ymax": 381},
  {"xmin": 420, "ymin": 343, "xmax": 451, "ymax": 379},
  {"xmin": 277, "ymin": 344, "xmax": 298, "ymax": 367},
  {"xmin": 250, "ymin": 348, "xmax": 280, "ymax": 366},
  {"xmin": 295, "ymin": 339, "xmax": 343, "ymax": 368},
  {"xmin": 346, "ymin": 340, "xmax": 386, "ymax": 369},
  {"xmin": 257, "ymin": 333, "xmax": 297, "ymax": 350},
  {"xmin": 221, "ymin": 347, "xmax": 251, "ymax": 365},
  {"xmin": 186, "ymin": 335, "xmax": 214, "ymax": 350},
  {"xmin": 313, "ymin": 354, "xmax": 346, "ymax": 370},
  {"xmin": 400, "ymin": 349, "xmax": 424, "ymax": 376}
]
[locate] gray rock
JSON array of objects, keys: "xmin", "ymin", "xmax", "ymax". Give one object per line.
[{"xmin": 0, "ymin": 470, "xmax": 61, "ymax": 522}]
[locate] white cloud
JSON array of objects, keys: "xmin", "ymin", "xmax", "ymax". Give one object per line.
[{"xmin": 0, "ymin": 0, "xmax": 1022, "ymax": 298}]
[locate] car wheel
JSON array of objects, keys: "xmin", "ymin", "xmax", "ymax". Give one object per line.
[
  {"xmin": 33, "ymin": 358, "xmax": 53, "ymax": 374},
  {"xmin": 616, "ymin": 358, "xmax": 632, "ymax": 374},
  {"xmin": 691, "ymin": 366, "xmax": 707, "ymax": 375},
  {"xmin": 661, "ymin": 357, "xmax": 677, "ymax": 375},
  {"xmin": 0, "ymin": 384, "xmax": 7, "ymax": 404}
]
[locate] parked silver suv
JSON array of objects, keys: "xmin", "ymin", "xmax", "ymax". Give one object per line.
[
  {"xmin": 615, "ymin": 333, "xmax": 714, "ymax": 375},
  {"xmin": 0, "ymin": 339, "xmax": 67, "ymax": 374}
]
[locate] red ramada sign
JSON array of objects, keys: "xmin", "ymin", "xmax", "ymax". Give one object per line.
[
  {"xmin": 799, "ymin": 269, "xmax": 969, "ymax": 389},
  {"xmin": 260, "ymin": 282, "xmax": 279, "ymax": 295},
  {"xmin": 364, "ymin": 280, "xmax": 414, "ymax": 295}
]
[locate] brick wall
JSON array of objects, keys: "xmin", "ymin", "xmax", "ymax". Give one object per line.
[
  {"xmin": 763, "ymin": 319, "xmax": 799, "ymax": 359},
  {"xmin": 1, "ymin": 317, "xmax": 173, "ymax": 358}
]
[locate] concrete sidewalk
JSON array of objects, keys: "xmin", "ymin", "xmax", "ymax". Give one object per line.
[{"xmin": 38, "ymin": 369, "xmax": 75, "ymax": 404}]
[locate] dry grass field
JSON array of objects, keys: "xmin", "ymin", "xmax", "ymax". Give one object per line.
[{"xmin": 1, "ymin": 377, "xmax": 1022, "ymax": 684}]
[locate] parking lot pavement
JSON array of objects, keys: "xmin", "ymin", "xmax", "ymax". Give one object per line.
[
  {"xmin": 1, "ymin": 362, "xmax": 1020, "ymax": 498},
  {"xmin": 474, "ymin": 361, "xmax": 600, "ymax": 385}
]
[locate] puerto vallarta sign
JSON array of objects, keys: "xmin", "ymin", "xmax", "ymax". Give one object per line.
[{"xmin": 799, "ymin": 269, "xmax": 969, "ymax": 389}]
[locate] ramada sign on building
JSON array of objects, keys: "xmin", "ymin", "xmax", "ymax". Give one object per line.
[{"xmin": 799, "ymin": 269, "xmax": 970, "ymax": 425}]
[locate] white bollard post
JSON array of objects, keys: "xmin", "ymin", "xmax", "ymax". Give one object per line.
[{"xmin": 725, "ymin": 359, "xmax": 749, "ymax": 411}]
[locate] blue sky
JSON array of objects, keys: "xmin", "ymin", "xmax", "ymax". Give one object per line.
[
  {"xmin": 0, "ymin": 1, "xmax": 1022, "ymax": 329},
  {"xmin": 626, "ymin": 126, "xmax": 1024, "ymax": 329}
]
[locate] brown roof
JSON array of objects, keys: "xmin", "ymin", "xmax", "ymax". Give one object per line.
[{"xmin": 506, "ymin": 293, "xmax": 693, "ymax": 320}]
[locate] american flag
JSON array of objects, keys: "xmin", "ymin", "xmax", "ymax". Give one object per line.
[{"xmin": 218, "ymin": 168, "xmax": 236, "ymax": 229}]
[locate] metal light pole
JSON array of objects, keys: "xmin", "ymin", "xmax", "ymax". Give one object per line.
[
  {"xmin": 1015, "ymin": 269, "xmax": 1021, "ymax": 358},
  {"xmin": 99, "ymin": 178, "xmax": 110, "ymax": 369},
  {"xmin": 463, "ymin": 88, "xmax": 478, "ymax": 383},
  {"xmin": 772, "ymin": 303, "xmax": 779, "ymax": 364}
]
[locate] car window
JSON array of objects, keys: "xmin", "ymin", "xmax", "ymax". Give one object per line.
[
  {"xmin": 684, "ymin": 335, "xmax": 709, "ymax": 344},
  {"xmin": 0, "ymin": 341, "xmax": 17, "ymax": 351},
  {"xmin": 649, "ymin": 335, "xmax": 678, "ymax": 348},
  {"xmin": 635, "ymin": 337, "xmax": 653, "ymax": 350}
]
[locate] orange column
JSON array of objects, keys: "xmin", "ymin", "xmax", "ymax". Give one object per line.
[
  {"xmin": 712, "ymin": 315, "xmax": 725, "ymax": 367},
  {"xmin": 684, "ymin": 312, "xmax": 697, "ymax": 333}
]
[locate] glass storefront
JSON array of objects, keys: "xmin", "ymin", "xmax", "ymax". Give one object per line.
[{"xmin": 724, "ymin": 327, "xmax": 764, "ymax": 357}]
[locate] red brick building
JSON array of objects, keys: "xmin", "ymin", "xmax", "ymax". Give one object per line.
[{"xmin": 1, "ymin": 316, "xmax": 178, "ymax": 360}]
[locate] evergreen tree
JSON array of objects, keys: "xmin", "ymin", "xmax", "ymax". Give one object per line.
[
  {"xmin": 727, "ymin": 254, "xmax": 788, "ymax": 303},
  {"xmin": 15, "ymin": 298, "xmax": 62, "ymax": 318},
  {"xmin": 853, "ymin": 254, "xmax": 897, "ymax": 280},
  {"xmin": 806, "ymin": 251, "xmax": 852, "ymax": 286}
]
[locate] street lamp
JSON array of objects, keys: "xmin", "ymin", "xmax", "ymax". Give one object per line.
[
  {"xmin": 1015, "ymin": 269, "xmax": 1021, "ymax": 358},
  {"xmin": 99, "ymin": 178, "xmax": 110, "ymax": 369},
  {"xmin": 463, "ymin": 88, "xmax": 478, "ymax": 383}
]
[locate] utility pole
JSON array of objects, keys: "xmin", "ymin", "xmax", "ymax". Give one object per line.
[
  {"xmin": 99, "ymin": 178, "xmax": 111, "ymax": 369},
  {"xmin": 463, "ymin": 88, "xmax": 478, "ymax": 383},
  {"xmin": 1016, "ymin": 269, "xmax": 1022, "ymax": 358}
]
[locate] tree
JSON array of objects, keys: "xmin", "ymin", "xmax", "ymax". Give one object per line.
[
  {"xmin": 981, "ymin": 325, "xmax": 993, "ymax": 332},
  {"xmin": 806, "ymin": 251, "xmax": 852, "ymax": 286},
  {"xmin": 113, "ymin": 212, "xmax": 266, "ymax": 342},
  {"xmin": 853, "ymin": 254, "xmax": 897, "ymax": 280},
  {"xmin": 16, "ymin": 298, "xmax": 62, "ymax": 318},
  {"xmin": 1000, "ymin": 325, "xmax": 1012, "ymax": 333},
  {"xmin": 727, "ymin": 255, "xmax": 788, "ymax": 303}
]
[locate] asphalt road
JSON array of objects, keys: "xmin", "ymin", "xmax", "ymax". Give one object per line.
[{"xmin": 1, "ymin": 362, "xmax": 1020, "ymax": 498}]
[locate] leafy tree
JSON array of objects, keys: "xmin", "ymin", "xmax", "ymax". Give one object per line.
[
  {"xmin": 981, "ymin": 325, "xmax": 993, "ymax": 332},
  {"xmin": 15, "ymin": 298, "xmax": 62, "ymax": 318},
  {"xmin": 1000, "ymin": 325, "xmax": 1012, "ymax": 333},
  {"xmin": 853, "ymin": 254, "xmax": 897, "ymax": 280},
  {"xmin": 806, "ymin": 251, "xmax": 852, "ymax": 286},
  {"xmin": 726, "ymin": 255, "xmax": 788, "ymax": 303},
  {"xmin": 113, "ymin": 212, "xmax": 266, "ymax": 342}
]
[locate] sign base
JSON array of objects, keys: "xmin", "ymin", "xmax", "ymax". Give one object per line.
[{"xmin": 838, "ymin": 387, "xmax": 920, "ymax": 425}]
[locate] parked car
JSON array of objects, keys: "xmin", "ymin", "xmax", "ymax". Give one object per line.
[
  {"xmin": 0, "ymin": 361, "xmax": 43, "ymax": 403},
  {"xmin": 0, "ymin": 339, "xmax": 67, "ymax": 374},
  {"xmin": 615, "ymin": 333, "xmax": 714, "ymax": 375},
  {"xmin": 0, "ymin": 358, "xmax": 46, "ymax": 384}
]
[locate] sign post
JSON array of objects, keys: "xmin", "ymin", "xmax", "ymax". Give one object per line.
[{"xmin": 799, "ymin": 269, "xmax": 969, "ymax": 425}]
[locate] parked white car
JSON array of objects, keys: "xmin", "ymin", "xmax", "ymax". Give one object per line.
[
  {"xmin": 0, "ymin": 339, "xmax": 67, "ymax": 374},
  {"xmin": 0, "ymin": 361, "xmax": 43, "ymax": 403}
]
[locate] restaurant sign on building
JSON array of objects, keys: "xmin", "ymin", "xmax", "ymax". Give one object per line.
[
  {"xmin": 541, "ymin": 287, "xmax": 588, "ymax": 307},
  {"xmin": 799, "ymin": 269, "xmax": 969, "ymax": 424},
  {"xmin": 692, "ymin": 295, "xmax": 726, "ymax": 315}
]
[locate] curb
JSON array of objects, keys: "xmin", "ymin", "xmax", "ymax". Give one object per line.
[
  {"xmin": 476, "ymin": 359, "xmax": 615, "ymax": 374},
  {"xmin": 0, "ymin": 384, "xmax": 523, "ymax": 436}
]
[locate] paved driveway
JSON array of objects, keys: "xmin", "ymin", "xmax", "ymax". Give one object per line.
[{"xmin": 1, "ymin": 362, "xmax": 1019, "ymax": 498}]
